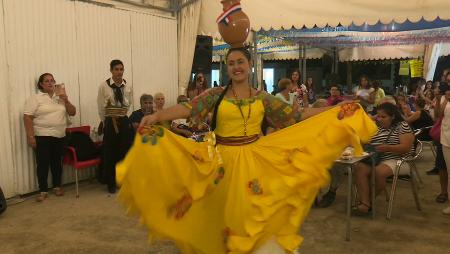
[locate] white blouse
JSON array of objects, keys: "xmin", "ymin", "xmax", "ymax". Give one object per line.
[
  {"xmin": 23, "ymin": 91, "xmax": 68, "ymax": 138},
  {"xmin": 97, "ymin": 78, "xmax": 132, "ymax": 121},
  {"xmin": 275, "ymin": 92, "xmax": 296, "ymax": 105}
]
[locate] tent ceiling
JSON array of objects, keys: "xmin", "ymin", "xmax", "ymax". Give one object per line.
[
  {"xmin": 199, "ymin": 0, "xmax": 450, "ymax": 39},
  {"xmin": 339, "ymin": 45, "xmax": 425, "ymax": 62},
  {"xmin": 263, "ymin": 27, "xmax": 450, "ymax": 47}
]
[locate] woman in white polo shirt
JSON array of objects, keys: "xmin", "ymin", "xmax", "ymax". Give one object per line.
[{"xmin": 23, "ymin": 73, "xmax": 76, "ymax": 202}]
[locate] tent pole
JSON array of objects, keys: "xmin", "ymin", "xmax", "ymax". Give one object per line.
[
  {"xmin": 346, "ymin": 61, "xmax": 352, "ymax": 91},
  {"xmin": 335, "ymin": 47, "xmax": 339, "ymax": 74},
  {"xmin": 219, "ymin": 55, "xmax": 224, "ymax": 86},
  {"xmin": 260, "ymin": 57, "xmax": 264, "ymax": 91},
  {"xmin": 298, "ymin": 43, "xmax": 302, "ymax": 75},
  {"xmin": 252, "ymin": 31, "xmax": 258, "ymax": 88},
  {"xmin": 302, "ymin": 45, "xmax": 306, "ymax": 84}
]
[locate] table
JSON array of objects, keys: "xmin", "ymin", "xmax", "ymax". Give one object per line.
[{"xmin": 334, "ymin": 152, "xmax": 376, "ymax": 241}]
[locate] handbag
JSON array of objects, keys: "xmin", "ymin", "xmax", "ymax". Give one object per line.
[{"xmin": 430, "ymin": 117, "xmax": 442, "ymax": 142}]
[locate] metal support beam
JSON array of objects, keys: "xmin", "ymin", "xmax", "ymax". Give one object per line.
[
  {"xmin": 260, "ymin": 57, "xmax": 264, "ymax": 91},
  {"xmin": 301, "ymin": 45, "xmax": 306, "ymax": 84},
  {"xmin": 72, "ymin": 0, "xmax": 114, "ymax": 7},
  {"xmin": 170, "ymin": 0, "xmax": 179, "ymax": 16},
  {"xmin": 334, "ymin": 47, "xmax": 339, "ymax": 74},
  {"xmin": 346, "ymin": 61, "xmax": 352, "ymax": 89},
  {"xmin": 298, "ymin": 43, "xmax": 303, "ymax": 74},
  {"xmin": 219, "ymin": 55, "xmax": 224, "ymax": 86},
  {"xmin": 178, "ymin": 0, "xmax": 199, "ymax": 11},
  {"xmin": 298, "ymin": 44, "xmax": 307, "ymax": 83},
  {"xmin": 252, "ymin": 31, "xmax": 259, "ymax": 88},
  {"xmin": 112, "ymin": 0, "xmax": 174, "ymax": 12}
]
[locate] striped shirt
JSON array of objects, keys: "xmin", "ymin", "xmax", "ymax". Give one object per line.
[{"xmin": 370, "ymin": 121, "xmax": 413, "ymax": 161}]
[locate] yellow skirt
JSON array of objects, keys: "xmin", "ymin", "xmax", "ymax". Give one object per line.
[{"xmin": 116, "ymin": 107, "xmax": 377, "ymax": 254}]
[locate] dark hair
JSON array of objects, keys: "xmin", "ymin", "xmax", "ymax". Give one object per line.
[
  {"xmin": 226, "ymin": 47, "xmax": 252, "ymax": 61},
  {"xmin": 415, "ymin": 98, "xmax": 426, "ymax": 109},
  {"xmin": 329, "ymin": 84, "xmax": 342, "ymax": 93},
  {"xmin": 188, "ymin": 72, "xmax": 208, "ymax": 91},
  {"xmin": 359, "ymin": 74, "xmax": 370, "ymax": 88},
  {"xmin": 211, "ymin": 47, "xmax": 251, "ymax": 130},
  {"xmin": 290, "ymin": 69, "xmax": 301, "ymax": 85},
  {"xmin": 177, "ymin": 95, "xmax": 188, "ymax": 104},
  {"xmin": 377, "ymin": 102, "xmax": 404, "ymax": 127},
  {"xmin": 306, "ymin": 77, "xmax": 314, "ymax": 88},
  {"xmin": 37, "ymin": 73, "xmax": 54, "ymax": 91},
  {"xmin": 110, "ymin": 59, "xmax": 124, "ymax": 70},
  {"xmin": 140, "ymin": 94, "xmax": 153, "ymax": 104},
  {"xmin": 372, "ymin": 80, "xmax": 381, "ymax": 89}
]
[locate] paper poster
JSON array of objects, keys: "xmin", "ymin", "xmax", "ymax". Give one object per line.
[
  {"xmin": 399, "ymin": 60, "xmax": 409, "ymax": 76},
  {"xmin": 409, "ymin": 59, "xmax": 423, "ymax": 78}
]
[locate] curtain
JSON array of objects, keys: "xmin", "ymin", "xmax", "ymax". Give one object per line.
[
  {"xmin": 178, "ymin": 0, "xmax": 202, "ymax": 95},
  {"xmin": 423, "ymin": 43, "xmax": 442, "ymax": 81}
]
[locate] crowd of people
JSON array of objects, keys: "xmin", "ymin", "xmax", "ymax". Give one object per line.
[
  {"xmin": 21, "ymin": 54, "xmax": 450, "ymax": 253},
  {"xmin": 165, "ymin": 67, "xmax": 450, "ymax": 217},
  {"xmin": 310, "ymin": 70, "xmax": 450, "ymax": 217}
]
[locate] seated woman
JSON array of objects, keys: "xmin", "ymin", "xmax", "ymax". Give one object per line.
[
  {"xmin": 404, "ymin": 98, "xmax": 434, "ymax": 141},
  {"xmin": 171, "ymin": 95, "xmax": 193, "ymax": 138},
  {"xmin": 354, "ymin": 103, "xmax": 414, "ymax": 214},
  {"xmin": 396, "ymin": 94, "xmax": 414, "ymax": 117},
  {"xmin": 275, "ymin": 78, "xmax": 296, "ymax": 105}
]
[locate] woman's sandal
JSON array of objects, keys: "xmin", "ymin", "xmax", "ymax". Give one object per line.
[
  {"xmin": 435, "ymin": 193, "xmax": 448, "ymax": 203},
  {"xmin": 53, "ymin": 187, "xmax": 64, "ymax": 197},
  {"xmin": 352, "ymin": 201, "xmax": 372, "ymax": 216},
  {"xmin": 36, "ymin": 192, "xmax": 48, "ymax": 202}
]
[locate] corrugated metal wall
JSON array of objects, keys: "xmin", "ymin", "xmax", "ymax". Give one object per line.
[
  {"xmin": 0, "ymin": 0, "xmax": 178, "ymax": 198},
  {"xmin": 0, "ymin": 0, "xmax": 16, "ymax": 199}
]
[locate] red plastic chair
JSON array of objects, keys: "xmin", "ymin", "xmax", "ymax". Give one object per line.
[{"xmin": 64, "ymin": 126, "xmax": 102, "ymax": 198}]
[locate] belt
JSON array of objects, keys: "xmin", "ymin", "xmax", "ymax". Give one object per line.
[
  {"xmin": 105, "ymin": 107, "xmax": 128, "ymax": 118},
  {"xmin": 215, "ymin": 134, "xmax": 259, "ymax": 146}
]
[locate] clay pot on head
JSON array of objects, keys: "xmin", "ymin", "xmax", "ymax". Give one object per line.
[{"xmin": 217, "ymin": 0, "xmax": 250, "ymax": 48}]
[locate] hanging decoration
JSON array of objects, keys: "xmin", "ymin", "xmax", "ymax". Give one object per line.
[{"xmin": 409, "ymin": 59, "xmax": 424, "ymax": 78}]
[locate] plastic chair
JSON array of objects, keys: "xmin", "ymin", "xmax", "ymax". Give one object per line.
[
  {"xmin": 386, "ymin": 140, "xmax": 423, "ymax": 220},
  {"xmin": 63, "ymin": 126, "xmax": 101, "ymax": 198}
]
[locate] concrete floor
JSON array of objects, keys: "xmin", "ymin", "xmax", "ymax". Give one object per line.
[{"xmin": 1, "ymin": 149, "xmax": 449, "ymax": 254}]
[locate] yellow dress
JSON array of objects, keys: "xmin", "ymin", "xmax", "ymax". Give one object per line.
[{"xmin": 116, "ymin": 88, "xmax": 377, "ymax": 254}]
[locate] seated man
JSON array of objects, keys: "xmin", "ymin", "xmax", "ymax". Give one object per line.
[
  {"xmin": 327, "ymin": 85, "xmax": 345, "ymax": 106},
  {"xmin": 317, "ymin": 164, "xmax": 346, "ymax": 208},
  {"xmin": 130, "ymin": 94, "xmax": 153, "ymax": 131}
]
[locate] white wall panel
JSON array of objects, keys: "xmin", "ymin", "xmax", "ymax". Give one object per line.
[
  {"xmin": 3, "ymin": 0, "xmax": 81, "ymax": 195},
  {"xmin": 0, "ymin": 0, "xmax": 178, "ymax": 198},
  {"xmin": 0, "ymin": 0, "xmax": 16, "ymax": 198},
  {"xmin": 130, "ymin": 12, "xmax": 178, "ymax": 107},
  {"xmin": 75, "ymin": 1, "xmax": 133, "ymax": 127}
]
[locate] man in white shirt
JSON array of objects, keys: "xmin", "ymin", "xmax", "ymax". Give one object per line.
[{"xmin": 97, "ymin": 60, "xmax": 133, "ymax": 193}]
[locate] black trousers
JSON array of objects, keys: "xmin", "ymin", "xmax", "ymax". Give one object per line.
[
  {"xmin": 102, "ymin": 117, "xmax": 133, "ymax": 189},
  {"xmin": 435, "ymin": 142, "xmax": 447, "ymax": 171},
  {"xmin": 35, "ymin": 136, "xmax": 65, "ymax": 192}
]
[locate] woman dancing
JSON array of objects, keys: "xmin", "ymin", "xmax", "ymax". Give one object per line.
[{"xmin": 117, "ymin": 47, "xmax": 377, "ymax": 254}]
